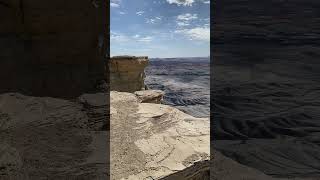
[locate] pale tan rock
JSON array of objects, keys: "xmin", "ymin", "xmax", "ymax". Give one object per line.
[
  {"xmin": 134, "ymin": 90, "xmax": 165, "ymax": 104},
  {"xmin": 110, "ymin": 56, "xmax": 149, "ymax": 92},
  {"xmin": 110, "ymin": 91, "xmax": 210, "ymax": 180}
]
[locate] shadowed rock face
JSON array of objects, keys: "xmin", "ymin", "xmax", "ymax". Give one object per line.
[
  {"xmin": 0, "ymin": 93, "xmax": 109, "ymax": 179},
  {"xmin": 110, "ymin": 56, "xmax": 148, "ymax": 92},
  {"xmin": 0, "ymin": 1, "xmax": 109, "ymax": 178},
  {"xmin": 212, "ymin": 0, "xmax": 320, "ymax": 179},
  {"xmin": 0, "ymin": 0, "xmax": 108, "ymax": 98}
]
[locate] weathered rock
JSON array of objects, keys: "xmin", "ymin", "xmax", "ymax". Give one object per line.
[
  {"xmin": 0, "ymin": 93, "xmax": 108, "ymax": 179},
  {"xmin": 78, "ymin": 93, "xmax": 109, "ymax": 131},
  {"xmin": 110, "ymin": 91, "xmax": 210, "ymax": 180},
  {"xmin": 0, "ymin": 0, "xmax": 108, "ymax": 98},
  {"xmin": 134, "ymin": 90, "xmax": 164, "ymax": 104},
  {"xmin": 110, "ymin": 56, "xmax": 148, "ymax": 92}
]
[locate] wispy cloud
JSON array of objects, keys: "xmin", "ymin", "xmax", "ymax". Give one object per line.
[
  {"xmin": 177, "ymin": 13, "xmax": 198, "ymax": 21},
  {"xmin": 166, "ymin": 0, "xmax": 195, "ymax": 6},
  {"xmin": 176, "ymin": 13, "xmax": 197, "ymax": 27},
  {"xmin": 111, "ymin": 0, "xmax": 121, "ymax": 8},
  {"xmin": 136, "ymin": 11, "xmax": 145, "ymax": 16},
  {"xmin": 146, "ymin": 16, "xmax": 162, "ymax": 24},
  {"xmin": 111, "ymin": 31, "xmax": 129, "ymax": 42},
  {"xmin": 175, "ymin": 26, "xmax": 210, "ymax": 41},
  {"xmin": 135, "ymin": 36, "xmax": 153, "ymax": 42},
  {"xmin": 111, "ymin": 32, "xmax": 153, "ymax": 43},
  {"xmin": 203, "ymin": 0, "xmax": 210, "ymax": 4},
  {"xmin": 177, "ymin": 22, "xmax": 190, "ymax": 27}
]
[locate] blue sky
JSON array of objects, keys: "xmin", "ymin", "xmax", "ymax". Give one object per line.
[{"xmin": 110, "ymin": 0, "xmax": 210, "ymax": 58}]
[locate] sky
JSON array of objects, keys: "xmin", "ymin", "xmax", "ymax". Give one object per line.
[{"xmin": 110, "ymin": 0, "xmax": 210, "ymax": 58}]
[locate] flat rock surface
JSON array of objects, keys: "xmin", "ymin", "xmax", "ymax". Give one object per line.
[{"xmin": 110, "ymin": 91, "xmax": 210, "ymax": 180}]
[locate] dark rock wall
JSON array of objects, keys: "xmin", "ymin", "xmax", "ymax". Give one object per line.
[{"xmin": 0, "ymin": 0, "xmax": 108, "ymax": 98}]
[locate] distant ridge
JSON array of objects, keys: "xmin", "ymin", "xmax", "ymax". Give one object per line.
[{"xmin": 150, "ymin": 57, "xmax": 210, "ymax": 62}]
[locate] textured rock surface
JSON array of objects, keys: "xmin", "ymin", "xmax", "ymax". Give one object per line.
[
  {"xmin": 110, "ymin": 56, "xmax": 148, "ymax": 92},
  {"xmin": 0, "ymin": 93, "xmax": 108, "ymax": 179},
  {"xmin": 110, "ymin": 91, "xmax": 209, "ymax": 180},
  {"xmin": 0, "ymin": 0, "xmax": 108, "ymax": 98},
  {"xmin": 134, "ymin": 90, "xmax": 164, "ymax": 104}
]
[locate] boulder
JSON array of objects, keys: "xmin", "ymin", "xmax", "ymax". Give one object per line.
[
  {"xmin": 134, "ymin": 90, "xmax": 164, "ymax": 104},
  {"xmin": 110, "ymin": 56, "xmax": 148, "ymax": 92},
  {"xmin": 110, "ymin": 91, "xmax": 210, "ymax": 180}
]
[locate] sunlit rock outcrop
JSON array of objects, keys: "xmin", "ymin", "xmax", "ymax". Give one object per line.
[
  {"xmin": 110, "ymin": 91, "xmax": 210, "ymax": 180},
  {"xmin": 110, "ymin": 56, "xmax": 148, "ymax": 92},
  {"xmin": 134, "ymin": 89, "xmax": 164, "ymax": 104}
]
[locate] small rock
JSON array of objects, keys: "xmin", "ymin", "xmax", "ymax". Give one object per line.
[{"xmin": 134, "ymin": 90, "xmax": 165, "ymax": 104}]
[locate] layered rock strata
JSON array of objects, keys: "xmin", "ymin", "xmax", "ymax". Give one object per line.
[
  {"xmin": 110, "ymin": 56, "xmax": 148, "ymax": 92},
  {"xmin": 0, "ymin": 93, "xmax": 108, "ymax": 179},
  {"xmin": 110, "ymin": 91, "xmax": 210, "ymax": 180}
]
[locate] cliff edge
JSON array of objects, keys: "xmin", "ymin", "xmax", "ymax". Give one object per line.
[
  {"xmin": 110, "ymin": 91, "xmax": 210, "ymax": 180},
  {"xmin": 109, "ymin": 56, "xmax": 210, "ymax": 180}
]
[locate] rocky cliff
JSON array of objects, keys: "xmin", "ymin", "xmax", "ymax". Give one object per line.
[
  {"xmin": 0, "ymin": 1, "xmax": 109, "ymax": 179},
  {"xmin": 110, "ymin": 56, "xmax": 148, "ymax": 92},
  {"xmin": 109, "ymin": 55, "xmax": 210, "ymax": 180},
  {"xmin": 110, "ymin": 91, "xmax": 210, "ymax": 180},
  {"xmin": 0, "ymin": 0, "xmax": 108, "ymax": 98}
]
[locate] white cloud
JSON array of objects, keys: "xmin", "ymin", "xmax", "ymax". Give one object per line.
[
  {"xmin": 203, "ymin": 0, "xmax": 210, "ymax": 4},
  {"xmin": 177, "ymin": 22, "xmax": 190, "ymax": 26},
  {"xmin": 119, "ymin": 11, "xmax": 126, "ymax": 15},
  {"xmin": 166, "ymin": 0, "xmax": 195, "ymax": 6},
  {"xmin": 176, "ymin": 13, "xmax": 197, "ymax": 27},
  {"xmin": 146, "ymin": 19, "xmax": 156, "ymax": 24},
  {"xmin": 137, "ymin": 36, "xmax": 153, "ymax": 42},
  {"xmin": 177, "ymin": 13, "xmax": 198, "ymax": 21},
  {"xmin": 111, "ymin": 31, "xmax": 129, "ymax": 42},
  {"xmin": 110, "ymin": 3, "xmax": 119, "ymax": 7},
  {"xmin": 111, "ymin": 0, "xmax": 121, "ymax": 8},
  {"xmin": 146, "ymin": 17, "xmax": 162, "ymax": 24},
  {"xmin": 132, "ymin": 34, "xmax": 153, "ymax": 42},
  {"xmin": 111, "ymin": 32, "xmax": 153, "ymax": 43},
  {"xmin": 136, "ymin": 11, "xmax": 144, "ymax": 16},
  {"xmin": 175, "ymin": 27, "xmax": 210, "ymax": 41}
]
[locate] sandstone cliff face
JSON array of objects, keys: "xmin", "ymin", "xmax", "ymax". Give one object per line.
[
  {"xmin": 110, "ymin": 56, "xmax": 148, "ymax": 92},
  {"xmin": 0, "ymin": 0, "xmax": 108, "ymax": 98},
  {"xmin": 110, "ymin": 91, "xmax": 210, "ymax": 180}
]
